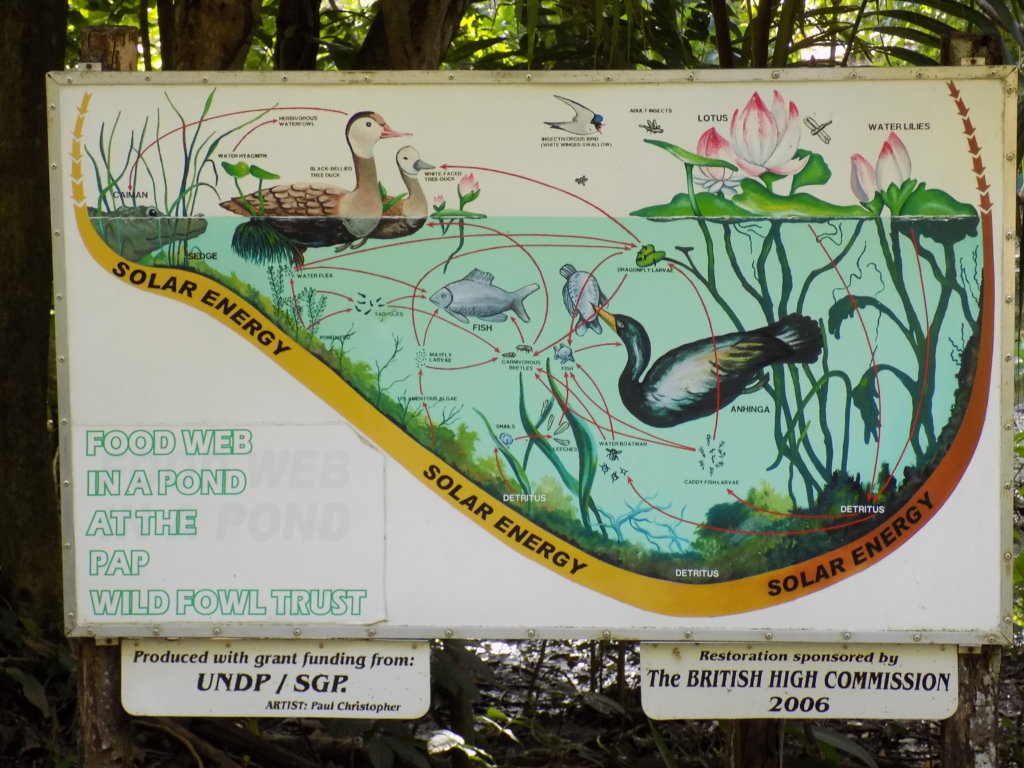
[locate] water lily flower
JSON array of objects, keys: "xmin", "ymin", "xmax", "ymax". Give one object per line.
[
  {"xmin": 849, "ymin": 132, "xmax": 912, "ymax": 203},
  {"xmin": 875, "ymin": 132, "xmax": 911, "ymax": 190},
  {"xmin": 433, "ymin": 194, "xmax": 446, "ymax": 211},
  {"xmin": 695, "ymin": 128, "xmax": 743, "ymax": 195},
  {"xmin": 457, "ymin": 173, "xmax": 480, "ymax": 207},
  {"xmin": 729, "ymin": 90, "xmax": 808, "ymax": 179},
  {"xmin": 849, "ymin": 154, "xmax": 876, "ymax": 203}
]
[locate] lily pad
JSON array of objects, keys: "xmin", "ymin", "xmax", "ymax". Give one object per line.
[
  {"xmin": 249, "ymin": 164, "xmax": 280, "ymax": 181},
  {"xmin": 644, "ymin": 139, "xmax": 739, "ymax": 172},
  {"xmin": 631, "ymin": 192, "xmax": 750, "ymax": 218},
  {"xmin": 221, "ymin": 160, "xmax": 250, "ymax": 178},
  {"xmin": 790, "ymin": 150, "xmax": 832, "ymax": 193},
  {"xmin": 900, "ymin": 183, "xmax": 976, "ymax": 217},
  {"xmin": 430, "ymin": 209, "xmax": 488, "ymax": 220},
  {"xmin": 730, "ymin": 181, "xmax": 868, "ymax": 218},
  {"xmin": 633, "ymin": 181, "xmax": 870, "ymax": 219}
]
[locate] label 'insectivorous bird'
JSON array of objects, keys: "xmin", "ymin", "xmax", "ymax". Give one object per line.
[{"xmin": 429, "ymin": 269, "xmax": 539, "ymax": 323}]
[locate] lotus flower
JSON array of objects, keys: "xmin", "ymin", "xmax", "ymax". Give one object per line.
[
  {"xmin": 433, "ymin": 194, "xmax": 446, "ymax": 211},
  {"xmin": 695, "ymin": 128, "xmax": 743, "ymax": 196},
  {"xmin": 874, "ymin": 132, "xmax": 911, "ymax": 190},
  {"xmin": 729, "ymin": 90, "xmax": 809, "ymax": 179},
  {"xmin": 457, "ymin": 173, "xmax": 480, "ymax": 207},
  {"xmin": 849, "ymin": 132, "xmax": 912, "ymax": 204},
  {"xmin": 850, "ymin": 154, "xmax": 877, "ymax": 203}
]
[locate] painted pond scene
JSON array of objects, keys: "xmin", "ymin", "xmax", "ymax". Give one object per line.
[{"xmin": 64, "ymin": 75, "xmax": 998, "ymax": 614}]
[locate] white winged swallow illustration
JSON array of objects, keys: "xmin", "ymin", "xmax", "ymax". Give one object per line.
[{"xmin": 545, "ymin": 95, "xmax": 605, "ymax": 135}]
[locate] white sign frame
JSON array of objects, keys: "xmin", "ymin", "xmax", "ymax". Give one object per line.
[{"xmin": 48, "ymin": 68, "xmax": 1015, "ymax": 644}]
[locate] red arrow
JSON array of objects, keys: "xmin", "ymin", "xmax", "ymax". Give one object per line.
[
  {"xmin": 872, "ymin": 227, "xmax": 931, "ymax": 500},
  {"xmin": 290, "ymin": 279, "xmax": 305, "ymax": 328},
  {"xmin": 533, "ymin": 372, "xmax": 694, "ymax": 451},
  {"xmin": 425, "ymin": 356, "xmax": 498, "ymax": 371},
  {"xmin": 422, "ymin": 403, "xmax": 435, "ymax": 448},
  {"xmin": 725, "ymin": 489, "xmax": 860, "ymax": 519},
  {"xmin": 575, "ymin": 341, "xmax": 622, "ymax": 353},
  {"xmin": 629, "ymin": 478, "xmax": 871, "ymax": 536},
  {"xmin": 307, "ymin": 307, "xmax": 352, "ymax": 328},
  {"xmin": 441, "ymin": 163, "xmax": 640, "ymax": 244},
  {"xmin": 572, "ymin": 366, "xmax": 614, "ymax": 438},
  {"xmin": 317, "ymin": 289, "xmax": 354, "ymax": 302},
  {"xmin": 493, "ymin": 449, "xmax": 514, "ymax": 493},
  {"xmin": 810, "ymin": 224, "xmax": 884, "ymax": 496},
  {"xmin": 232, "ymin": 118, "xmax": 278, "ymax": 151}
]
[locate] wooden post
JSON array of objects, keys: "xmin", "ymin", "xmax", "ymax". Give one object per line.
[
  {"xmin": 78, "ymin": 640, "xmax": 133, "ymax": 767},
  {"xmin": 725, "ymin": 719, "xmax": 783, "ymax": 768},
  {"xmin": 80, "ymin": 25, "xmax": 139, "ymax": 71},
  {"xmin": 940, "ymin": 646, "xmax": 1001, "ymax": 767},
  {"xmin": 74, "ymin": 30, "xmax": 139, "ymax": 768}
]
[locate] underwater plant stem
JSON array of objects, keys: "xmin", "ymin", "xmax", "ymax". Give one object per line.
[
  {"xmin": 475, "ymin": 408, "xmax": 532, "ymax": 504},
  {"xmin": 721, "ymin": 223, "xmax": 765, "ymax": 311},
  {"xmin": 772, "ymin": 223, "xmax": 794, "ymax": 318},
  {"xmin": 797, "ymin": 220, "xmax": 865, "ymax": 314},
  {"xmin": 442, "ymin": 219, "xmax": 468, "ymax": 273},
  {"xmin": 684, "ymin": 163, "xmax": 701, "ymax": 217}
]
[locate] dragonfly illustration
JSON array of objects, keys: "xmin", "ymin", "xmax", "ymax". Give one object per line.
[{"xmin": 803, "ymin": 116, "xmax": 832, "ymax": 144}]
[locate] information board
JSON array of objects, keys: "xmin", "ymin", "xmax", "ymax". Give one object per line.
[
  {"xmin": 48, "ymin": 68, "xmax": 1014, "ymax": 643},
  {"xmin": 640, "ymin": 642, "xmax": 958, "ymax": 719},
  {"xmin": 121, "ymin": 638, "xmax": 429, "ymax": 717}
]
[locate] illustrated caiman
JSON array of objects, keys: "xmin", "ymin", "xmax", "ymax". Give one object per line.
[{"xmin": 87, "ymin": 205, "xmax": 208, "ymax": 262}]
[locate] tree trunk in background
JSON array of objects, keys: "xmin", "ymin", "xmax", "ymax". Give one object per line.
[
  {"xmin": 725, "ymin": 719, "xmax": 783, "ymax": 768},
  {"xmin": 0, "ymin": 0, "xmax": 65, "ymax": 631},
  {"xmin": 161, "ymin": 0, "xmax": 262, "ymax": 70},
  {"xmin": 941, "ymin": 646, "xmax": 1001, "ymax": 767},
  {"xmin": 275, "ymin": 0, "xmax": 321, "ymax": 70},
  {"xmin": 71, "ymin": 29, "xmax": 139, "ymax": 768},
  {"xmin": 80, "ymin": 26, "xmax": 139, "ymax": 70},
  {"xmin": 354, "ymin": 0, "xmax": 474, "ymax": 69}
]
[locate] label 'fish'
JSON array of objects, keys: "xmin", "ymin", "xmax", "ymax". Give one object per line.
[{"xmin": 430, "ymin": 269, "xmax": 539, "ymax": 323}]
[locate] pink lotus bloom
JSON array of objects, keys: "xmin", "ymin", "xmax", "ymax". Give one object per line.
[
  {"xmin": 849, "ymin": 132, "xmax": 912, "ymax": 201},
  {"xmin": 875, "ymin": 132, "xmax": 911, "ymax": 190},
  {"xmin": 433, "ymin": 194, "xmax": 446, "ymax": 209},
  {"xmin": 729, "ymin": 90, "xmax": 809, "ymax": 179},
  {"xmin": 695, "ymin": 127, "xmax": 743, "ymax": 195},
  {"xmin": 458, "ymin": 173, "xmax": 479, "ymax": 199},
  {"xmin": 850, "ymin": 154, "xmax": 876, "ymax": 202}
]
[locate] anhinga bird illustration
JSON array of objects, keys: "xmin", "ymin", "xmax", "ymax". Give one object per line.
[{"xmin": 597, "ymin": 307, "xmax": 823, "ymax": 427}]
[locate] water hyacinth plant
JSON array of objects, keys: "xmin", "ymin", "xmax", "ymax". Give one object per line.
[{"xmin": 433, "ymin": 172, "xmax": 487, "ymax": 270}]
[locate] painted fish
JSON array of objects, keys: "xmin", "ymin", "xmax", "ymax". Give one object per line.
[
  {"xmin": 560, "ymin": 264, "xmax": 607, "ymax": 336},
  {"xmin": 429, "ymin": 269, "xmax": 539, "ymax": 323}
]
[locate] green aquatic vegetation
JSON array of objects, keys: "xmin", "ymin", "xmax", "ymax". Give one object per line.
[{"xmin": 516, "ymin": 367, "xmax": 607, "ymax": 536}]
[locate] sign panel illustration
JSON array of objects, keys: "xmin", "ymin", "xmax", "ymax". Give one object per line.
[{"xmin": 50, "ymin": 70, "xmax": 1011, "ymax": 639}]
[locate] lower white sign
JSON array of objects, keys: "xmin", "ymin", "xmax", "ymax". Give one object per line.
[
  {"xmin": 122, "ymin": 638, "xmax": 429, "ymax": 717},
  {"xmin": 640, "ymin": 642, "xmax": 958, "ymax": 720}
]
